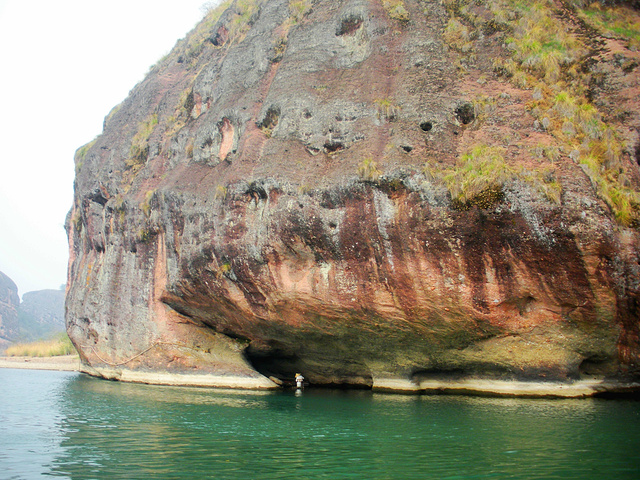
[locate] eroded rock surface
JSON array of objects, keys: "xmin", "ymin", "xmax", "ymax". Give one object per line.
[{"xmin": 67, "ymin": 0, "xmax": 640, "ymax": 392}]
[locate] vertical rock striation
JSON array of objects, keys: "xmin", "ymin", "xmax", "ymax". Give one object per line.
[{"xmin": 66, "ymin": 0, "xmax": 640, "ymax": 394}]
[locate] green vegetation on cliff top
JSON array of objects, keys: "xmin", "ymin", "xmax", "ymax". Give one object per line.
[{"xmin": 436, "ymin": 0, "xmax": 639, "ymax": 225}]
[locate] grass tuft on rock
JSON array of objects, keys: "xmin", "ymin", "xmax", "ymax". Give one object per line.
[
  {"xmin": 358, "ymin": 157, "xmax": 382, "ymax": 182},
  {"xmin": 579, "ymin": 2, "xmax": 640, "ymax": 50},
  {"xmin": 427, "ymin": 144, "xmax": 563, "ymax": 208},
  {"xmin": 383, "ymin": 0, "xmax": 410, "ymax": 23},
  {"xmin": 442, "ymin": 145, "xmax": 512, "ymax": 207}
]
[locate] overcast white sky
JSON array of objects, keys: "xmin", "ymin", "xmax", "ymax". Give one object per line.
[{"xmin": 0, "ymin": 0, "xmax": 220, "ymax": 297}]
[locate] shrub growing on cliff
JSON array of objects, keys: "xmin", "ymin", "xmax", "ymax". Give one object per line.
[
  {"xmin": 358, "ymin": 157, "xmax": 382, "ymax": 182},
  {"xmin": 215, "ymin": 185, "xmax": 228, "ymax": 201},
  {"xmin": 140, "ymin": 190, "xmax": 156, "ymax": 217},
  {"xmin": 228, "ymin": 0, "xmax": 264, "ymax": 42},
  {"xmin": 71, "ymin": 210, "xmax": 82, "ymax": 233},
  {"xmin": 444, "ymin": 17, "xmax": 473, "ymax": 53},
  {"xmin": 127, "ymin": 114, "xmax": 158, "ymax": 169},
  {"xmin": 121, "ymin": 114, "xmax": 158, "ymax": 191},
  {"xmin": 375, "ymin": 98, "xmax": 400, "ymax": 121},
  {"xmin": 441, "ymin": 145, "xmax": 512, "ymax": 207},
  {"xmin": 383, "ymin": 0, "xmax": 410, "ymax": 23},
  {"xmin": 519, "ymin": 165, "xmax": 563, "ymax": 205},
  {"xmin": 289, "ymin": 0, "xmax": 312, "ymax": 23},
  {"xmin": 528, "ymin": 87, "xmax": 638, "ymax": 225},
  {"xmin": 74, "ymin": 138, "xmax": 97, "ymax": 173},
  {"xmin": 75, "ymin": 138, "xmax": 96, "ymax": 162},
  {"xmin": 104, "ymin": 103, "xmax": 122, "ymax": 129},
  {"xmin": 185, "ymin": 0, "xmax": 233, "ymax": 58},
  {"xmin": 580, "ymin": 2, "xmax": 640, "ymax": 50}
]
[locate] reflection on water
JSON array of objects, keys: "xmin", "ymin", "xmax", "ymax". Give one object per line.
[{"xmin": 1, "ymin": 369, "xmax": 639, "ymax": 479}]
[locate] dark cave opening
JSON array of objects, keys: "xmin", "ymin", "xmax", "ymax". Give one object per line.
[
  {"xmin": 243, "ymin": 345, "xmax": 374, "ymax": 389},
  {"xmin": 244, "ymin": 346, "xmax": 304, "ymax": 385}
]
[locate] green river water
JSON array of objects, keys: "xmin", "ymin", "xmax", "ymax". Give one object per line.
[{"xmin": 1, "ymin": 368, "xmax": 639, "ymax": 479}]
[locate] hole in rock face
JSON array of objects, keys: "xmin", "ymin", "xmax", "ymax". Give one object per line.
[
  {"xmin": 246, "ymin": 182, "xmax": 268, "ymax": 201},
  {"xmin": 209, "ymin": 25, "xmax": 229, "ymax": 46},
  {"xmin": 336, "ymin": 15, "xmax": 364, "ymax": 36},
  {"xmin": 578, "ymin": 355, "xmax": 612, "ymax": 377},
  {"xmin": 635, "ymin": 139, "xmax": 640, "ymax": 167},
  {"xmin": 420, "ymin": 121, "xmax": 433, "ymax": 132},
  {"xmin": 401, "ymin": 145, "xmax": 413, "ymax": 153},
  {"xmin": 258, "ymin": 106, "xmax": 281, "ymax": 137},
  {"xmin": 324, "ymin": 141, "xmax": 344, "ymax": 153},
  {"xmin": 89, "ymin": 189, "xmax": 108, "ymax": 206},
  {"xmin": 261, "ymin": 106, "xmax": 280, "ymax": 129},
  {"xmin": 455, "ymin": 103, "xmax": 475, "ymax": 125}
]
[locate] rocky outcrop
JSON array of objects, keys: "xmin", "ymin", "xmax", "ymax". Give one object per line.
[
  {"xmin": 66, "ymin": 0, "xmax": 640, "ymax": 394},
  {"xmin": 0, "ymin": 272, "xmax": 20, "ymax": 352}
]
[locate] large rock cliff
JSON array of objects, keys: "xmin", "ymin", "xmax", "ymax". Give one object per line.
[{"xmin": 66, "ymin": 0, "xmax": 640, "ymax": 394}]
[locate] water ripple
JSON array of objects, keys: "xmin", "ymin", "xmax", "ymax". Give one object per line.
[{"xmin": 1, "ymin": 370, "xmax": 640, "ymax": 479}]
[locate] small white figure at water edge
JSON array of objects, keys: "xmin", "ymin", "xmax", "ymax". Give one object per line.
[{"xmin": 295, "ymin": 373, "xmax": 304, "ymax": 389}]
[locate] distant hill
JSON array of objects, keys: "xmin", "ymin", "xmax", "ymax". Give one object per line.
[
  {"xmin": 0, "ymin": 271, "xmax": 20, "ymax": 351},
  {"xmin": 18, "ymin": 289, "xmax": 66, "ymax": 341},
  {"xmin": 0, "ymin": 271, "xmax": 66, "ymax": 353}
]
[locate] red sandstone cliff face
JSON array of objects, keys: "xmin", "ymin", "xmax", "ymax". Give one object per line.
[{"xmin": 66, "ymin": 0, "xmax": 640, "ymax": 391}]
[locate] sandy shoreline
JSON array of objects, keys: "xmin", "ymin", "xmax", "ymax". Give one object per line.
[{"xmin": 0, "ymin": 355, "xmax": 80, "ymax": 372}]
